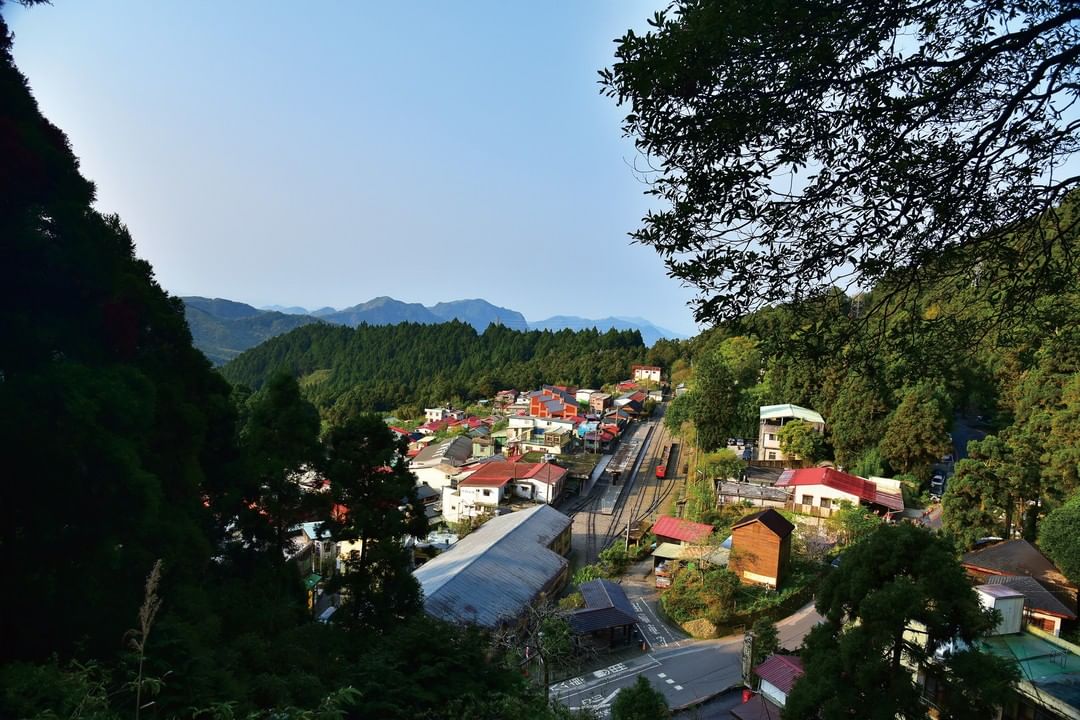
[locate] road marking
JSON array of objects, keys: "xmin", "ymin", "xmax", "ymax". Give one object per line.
[
  {"xmin": 674, "ymin": 685, "xmax": 683, "ymax": 691},
  {"xmin": 593, "ymin": 662, "xmax": 627, "ymax": 678},
  {"xmin": 665, "ymin": 678, "xmax": 674, "ymax": 684},
  {"xmin": 657, "ymin": 672, "xmax": 666, "ymax": 678}
]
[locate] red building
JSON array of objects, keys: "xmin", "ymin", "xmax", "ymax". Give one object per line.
[{"xmin": 528, "ymin": 385, "xmax": 580, "ymax": 420}]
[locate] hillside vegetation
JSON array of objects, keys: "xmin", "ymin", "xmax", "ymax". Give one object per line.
[{"xmin": 221, "ymin": 321, "xmax": 670, "ymax": 418}]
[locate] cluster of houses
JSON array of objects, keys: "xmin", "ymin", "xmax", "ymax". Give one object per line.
[{"xmin": 398, "ymin": 380, "xmax": 665, "ymax": 526}]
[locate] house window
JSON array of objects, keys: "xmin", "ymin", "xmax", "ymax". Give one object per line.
[
  {"xmin": 482, "ymin": 489, "xmax": 491, "ymax": 497},
  {"xmin": 801, "ymin": 494, "xmax": 814, "ymax": 506},
  {"xmin": 819, "ymin": 497, "xmax": 831, "ymax": 510},
  {"xmin": 768, "ymin": 452, "xmax": 777, "ymax": 460},
  {"xmin": 767, "ymin": 433, "xmax": 776, "ymax": 441}
]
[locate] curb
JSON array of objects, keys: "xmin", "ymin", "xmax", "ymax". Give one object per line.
[{"xmin": 671, "ymin": 683, "xmax": 743, "ymax": 714}]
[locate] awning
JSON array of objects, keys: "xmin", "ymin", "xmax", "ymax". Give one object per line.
[{"xmin": 652, "ymin": 542, "xmax": 686, "ymax": 560}]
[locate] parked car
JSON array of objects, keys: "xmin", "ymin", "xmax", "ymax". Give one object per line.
[{"xmin": 930, "ymin": 473, "xmax": 946, "ymax": 498}]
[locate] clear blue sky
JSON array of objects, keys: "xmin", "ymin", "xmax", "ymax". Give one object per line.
[{"xmin": 6, "ymin": 1, "xmax": 701, "ymax": 335}]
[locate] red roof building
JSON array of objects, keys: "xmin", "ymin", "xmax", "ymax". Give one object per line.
[
  {"xmin": 652, "ymin": 515, "xmax": 713, "ymax": 545},
  {"xmin": 755, "ymin": 654, "xmax": 804, "ymax": 706},
  {"xmin": 459, "ymin": 461, "xmax": 568, "ymax": 504},
  {"xmin": 776, "ymin": 467, "xmax": 904, "ymax": 514}
]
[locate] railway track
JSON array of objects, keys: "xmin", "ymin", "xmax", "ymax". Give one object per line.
[{"xmin": 564, "ymin": 403, "xmax": 690, "ymax": 564}]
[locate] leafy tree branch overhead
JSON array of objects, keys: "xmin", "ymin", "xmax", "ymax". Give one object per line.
[{"xmin": 602, "ymin": 0, "xmax": 1080, "ymax": 327}]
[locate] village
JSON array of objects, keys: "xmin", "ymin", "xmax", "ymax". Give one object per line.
[{"xmin": 282, "ymin": 365, "xmax": 1080, "ymax": 720}]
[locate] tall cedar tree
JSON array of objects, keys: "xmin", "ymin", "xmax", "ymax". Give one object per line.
[
  {"xmin": 784, "ymin": 524, "xmax": 1018, "ymax": 720},
  {"xmin": 239, "ymin": 372, "xmax": 322, "ymax": 557},
  {"xmin": 0, "ymin": 7, "xmax": 238, "ymax": 661},
  {"xmin": 320, "ymin": 414, "xmax": 428, "ymax": 631}
]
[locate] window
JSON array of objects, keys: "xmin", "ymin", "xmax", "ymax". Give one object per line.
[
  {"xmin": 482, "ymin": 489, "xmax": 491, "ymax": 497},
  {"xmin": 819, "ymin": 497, "xmax": 831, "ymax": 510},
  {"xmin": 801, "ymin": 494, "xmax": 814, "ymax": 506},
  {"xmin": 767, "ymin": 433, "xmax": 776, "ymax": 441},
  {"xmin": 767, "ymin": 451, "xmax": 777, "ymax": 460}
]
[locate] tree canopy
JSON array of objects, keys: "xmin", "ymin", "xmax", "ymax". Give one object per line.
[
  {"xmin": 602, "ymin": 0, "xmax": 1080, "ymax": 330},
  {"xmin": 784, "ymin": 524, "xmax": 1018, "ymax": 719}
]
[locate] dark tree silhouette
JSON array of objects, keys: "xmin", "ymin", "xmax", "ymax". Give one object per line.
[{"xmin": 602, "ymin": 0, "xmax": 1080, "ymax": 329}]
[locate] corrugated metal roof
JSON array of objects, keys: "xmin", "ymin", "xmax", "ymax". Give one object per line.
[
  {"xmin": 413, "ymin": 435, "xmax": 472, "ymax": 466},
  {"xmin": 569, "ymin": 579, "xmax": 639, "ymax": 634},
  {"xmin": 754, "ymin": 654, "xmax": 804, "ymax": 694},
  {"xmin": 778, "ymin": 468, "xmax": 903, "ymax": 511},
  {"xmin": 759, "ymin": 404, "xmax": 825, "ymax": 425},
  {"xmin": 413, "ymin": 505, "xmax": 571, "ymax": 628},
  {"xmin": 652, "ymin": 542, "xmax": 686, "ymax": 560},
  {"xmin": 653, "ymin": 515, "xmax": 713, "ymax": 544},
  {"xmin": 580, "ymin": 579, "xmax": 636, "ymax": 616}
]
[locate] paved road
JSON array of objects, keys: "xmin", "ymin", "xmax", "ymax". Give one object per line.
[
  {"xmin": 621, "ymin": 560, "xmax": 689, "ymax": 651},
  {"xmin": 776, "ymin": 601, "xmax": 824, "ymax": 651},
  {"xmin": 552, "ymin": 596, "xmax": 823, "ymax": 716},
  {"xmin": 553, "ymin": 639, "xmax": 744, "ymax": 717}
]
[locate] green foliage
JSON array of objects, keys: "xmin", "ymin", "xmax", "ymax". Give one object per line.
[
  {"xmin": 749, "ymin": 619, "xmax": 779, "ymax": 669},
  {"xmin": 687, "ymin": 347, "xmax": 741, "ymax": 450},
  {"xmin": 879, "ymin": 380, "xmax": 952, "ymax": 478},
  {"xmin": 601, "ymin": 0, "xmax": 1079, "ymax": 332},
  {"xmin": 848, "ymin": 447, "xmax": 885, "ymax": 479},
  {"xmin": 574, "ymin": 545, "xmax": 632, "ymax": 586},
  {"xmin": 785, "ymin": 524, "xmax": 1020, "ymax": 720},
  {"xmin": 572, "ymin": 564, "xmax": 603, "ymax": 587},
  {"xmin": 1039, "ymin": 493, "xmax": 1080, "ymax": 585},
  {"xmin": 239, "ymin": 373, "xmax": 323, "ymax": 555},
  {"xmin": 663, "ymin": 390, "xmax": 693, "ymax": 434},
  {"xmin": 829, "ymin": 374, "xmax": 889, "ymax": 466},
  {"xmin": 825, "ymin": 501, "xmax": 881, "ymax": 547},
  {"xmin": 942, "ymin": 459, "xmax": 1008, "ymax": 550},
  {"xmin": 661, "ymin": 567, "xmax": 740, "ymax": 625},
  {"xmin": 776, "ymin": 420, "xmax": 826, "ymax": 463},
  {"xmin": 610, "ymin": 675, "xmax": 669, "ymax": 720},
  {"xmin": 320, "ymin": 414, "xmax": 427, "ymax": 632},
  {"xmin": 222, "ymin": 321, "xmax": 649, "ymax": 419}
]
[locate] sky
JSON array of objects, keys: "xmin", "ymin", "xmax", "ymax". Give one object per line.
[{"xmin": 6, "ymin": 1, "xmax": 702, "ymax": 335}]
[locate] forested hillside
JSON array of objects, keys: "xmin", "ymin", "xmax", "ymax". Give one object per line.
[
  {"xmin": 0, "ymin": 7, "xmax": 581, "ymax": 716},
  {"xmin": 667, "ymin": 202, "xmax": 1080, "ymax": 556},
  {"xmin": 183, "ymin": 300, "xmax": 322, "ymax": 364},
  {"xmin": 221, "ymin": 321, "xmax": 659, "ymax": 418}
]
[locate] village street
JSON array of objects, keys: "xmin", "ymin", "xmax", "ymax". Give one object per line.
[{"xmin": 552, "ymin": 569, "xmax": 824, "ymax": 716}]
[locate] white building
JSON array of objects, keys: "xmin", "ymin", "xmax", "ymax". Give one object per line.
[
  {"xmin": 575, "ymin": 388, "xmax": 598, "ymax": 404},
  {"xmin": 757, "ymin": 404, "xmax": 825, "ymax": 461},
  {"xmin": 505, "ymin": 415, "xmax": 576, "ymax": 454},
  {"xmin": 632, "ymin": 365, "xmax": 662, "ymax": 383}
]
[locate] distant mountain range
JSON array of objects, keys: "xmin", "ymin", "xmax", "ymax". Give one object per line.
[{"xmin": 182, "ymin": 295, "xmax": 684, "ymax": 364}]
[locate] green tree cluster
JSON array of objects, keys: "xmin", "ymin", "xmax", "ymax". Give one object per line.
[
  {"xmin": 776, "ymin": 420, "xmax": 825, "ymax": 463},
  {"xmin": 785, "ymin": 524, "xmax": 1019, "ymax": 719},
  {"xmin": 223, "ymin": 320, "xmax": 651, "ymax": 420},
  {"xmin": 1038, "ymin": 492, "xmax": 1080, "ymax": 586}
]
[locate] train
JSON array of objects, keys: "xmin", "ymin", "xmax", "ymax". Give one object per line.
[{"xmin": 656, "ymin": 442, "xmax": 678, "ymax": 479}]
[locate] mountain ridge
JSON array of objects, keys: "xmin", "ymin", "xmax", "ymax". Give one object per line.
[{"xmin": 182, "ymin": 295, "xmax": 684, "ymax": 364}]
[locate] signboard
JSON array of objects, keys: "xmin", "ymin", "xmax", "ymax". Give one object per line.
[{"xmin": 741, "ymin": 631, "xmax": 755, "ymax": 684}]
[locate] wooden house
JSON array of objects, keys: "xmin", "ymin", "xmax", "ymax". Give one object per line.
[{"xmin": 729, "ymin": 509, "xmax": 794, "ymax": 589}]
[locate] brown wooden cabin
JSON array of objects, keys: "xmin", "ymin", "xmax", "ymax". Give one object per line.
[{"xmin": 729, "ymin": 509, "xmax": 795, "ymax": 589}]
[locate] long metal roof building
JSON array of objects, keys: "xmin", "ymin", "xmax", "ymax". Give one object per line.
[{"xmin": 413, "ymin": 504, "xmax": 571, "ymax": 628}]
